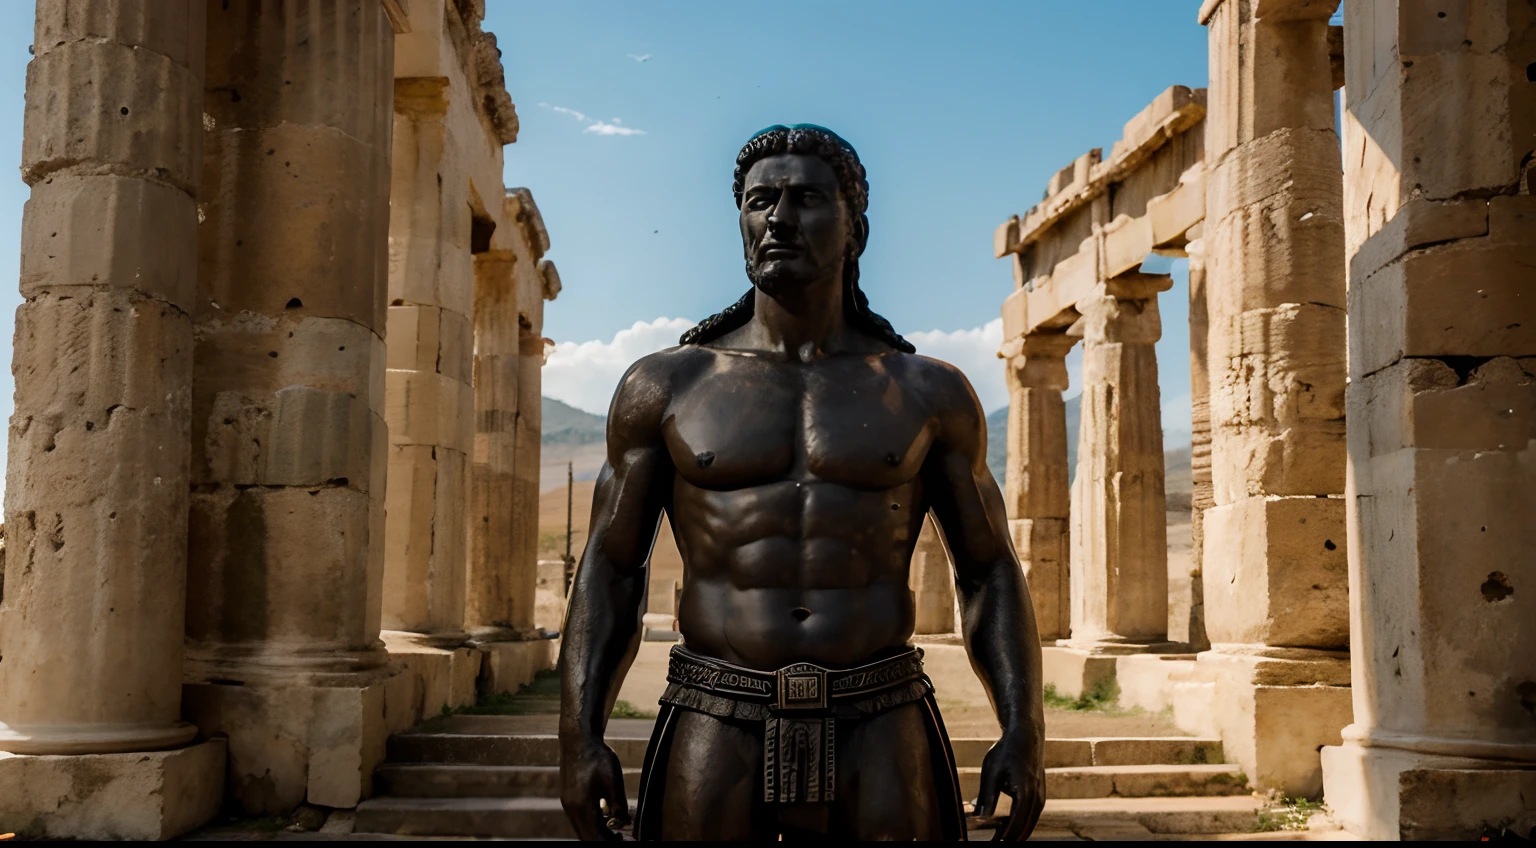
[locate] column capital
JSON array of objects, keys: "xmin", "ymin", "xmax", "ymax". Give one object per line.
[{"xmin": 1069, "ymin": 292, "xmax": 1162, "ymax": 345}]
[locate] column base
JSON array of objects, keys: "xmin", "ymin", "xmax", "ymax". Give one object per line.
[
  {"xmin": 1322, "ymin": 739, "xmax": 1536, "ymax": 840},
  {"xmin": 477, "ymin": 639, "xmax": 556, "ymax": 696},
  {"xmin": 0, "ymin": 719, "xmax": 199, "ymax": 755},
  {"xmin": 182, "ymin": 668, "xmax": 405, "ymax": 815},
  {"xmin": 1173, "ymin": 647, "xmax": 1352, "ymax": 797},
  {"xmin": 382, "ymin": 630, "xmax": 480, "ymax": 719},
  {"xmin": 0, "ymin": 738, "xmax": 225, "ymax": 839}
]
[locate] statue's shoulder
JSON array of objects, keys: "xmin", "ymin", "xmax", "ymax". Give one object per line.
[
  {"xmin": 608, "ymin": 345, "xmax": 714, "ymax": 434},
  {"xmin": 883, "ymin": 352, "xmax": 986, "ymax": 436}
]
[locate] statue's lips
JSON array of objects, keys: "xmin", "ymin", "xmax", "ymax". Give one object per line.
[{"xmin": 760, "ymin": 244, "xmax": 803, "ymax": 259}]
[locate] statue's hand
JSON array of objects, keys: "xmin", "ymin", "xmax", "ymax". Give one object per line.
[
  {"xmin": 974, "ymin": 727, "xmax": 1045, "ymax": 841},
  {"xmin": 559, "ymin": 738, "xmax": 629, "ymax": 841}
]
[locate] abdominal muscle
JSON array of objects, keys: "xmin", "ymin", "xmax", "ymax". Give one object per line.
[{"xmin": 669, "ymin": 480, "xmax": 923, "ymax": 670}]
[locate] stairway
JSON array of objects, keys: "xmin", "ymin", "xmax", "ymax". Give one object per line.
[{"xmin": 355, "ymin": 715, "xmax": 1262, "ymax": 839}]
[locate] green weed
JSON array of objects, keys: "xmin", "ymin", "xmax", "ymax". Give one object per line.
[
  {"xmin": 1042, "ymin": 680, "xmax": 1123, "ymax": 712},
  {"xmin": 1254, "ymin": 795, "xmax": 1326, "ymax": 832}
]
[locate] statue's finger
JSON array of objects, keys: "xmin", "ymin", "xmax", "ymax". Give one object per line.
[
  {"xmin": 973, "ymin": 764, "xmax": 1001, "ymax": 818},
  {"xmin": 997, "ymin": 798, "xmax": 1031, "ymax": 842}
]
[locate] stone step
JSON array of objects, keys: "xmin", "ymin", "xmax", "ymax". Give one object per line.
[
  {"xmin": 383, "ymin": 731, "xmax": 1221, "ymax": 771},
  {"xmin": 957, "ymin": 763, "xmax": 1248, "ymax": 800},
  {"xmin": 353, "ymin": 794, "xmax": 1268, "ymax": 840},
  {"xmin": 1037, "ymin": 794, "xmax": 1266, "ymax": 835},
  {"xmin": 354, "ymin": 796, "xmax": 576, "ymax": 839},
  {"xmin": 385, "ymin": 733, "xmax": 650, "ymax": 768},
  {"xmin": 376, "ymin": 763, "xmax": 644, "ymax": 799},
  {"xmin": 950, "ymin": 736, "xmax": 1223, "ymax": 769}
]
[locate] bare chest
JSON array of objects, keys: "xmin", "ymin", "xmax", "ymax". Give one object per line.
[{"xmin": 662, "ymin": 357, "xmax": 935, "ymax": 490}]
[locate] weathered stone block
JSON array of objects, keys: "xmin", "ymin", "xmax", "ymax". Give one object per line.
[
  {"xmin": 20, "ymin": 175, "xmax": 197, "ymax": 303},
  {"xmin": 0, "ymin": 739, "xmax": 225, "ymax": 839},
  {"xmin": 909, "ymin": 516, "xmax": 956, "ymax": 635},
  {"xmin": 437, "ymin": 307, "xmax": 473, "ymax": 383},
  {"xmin": 1349, "ymin": 196, "xmax": 1536, "ymax": 379},
  {"xmin": 1348, "ymin": 196, "xmax": 1489, "ymax": 284},
  {"xmin": 1202, "ymin": 496, "xmax": 1348, "ymax": 649},
  {"xmin": 33, "ymin": 0, "xmax": 207, "ymax": 67},
  {"xmin": 1323, "ymin": 743, "xmax": 1536, "ymax": 841},
  {"xmin": 1348, "ymin": 358, "xmax": 1536, "ymax": 745},
  {"xmin": 186, "ymin": 486, "xmax": 377, "ymax": 648},
  {"xmin": 200, "ymin": 124, "xmax": 387, "ymax": 332},
  {"xmin": 382, "ymin": 631, "xmax": 479, "ymax": 715},
  {"xmin": 1208, "ymin": 303, "xmax": 1346, "ymax": 499},
  {"xmin": 21, "ymin": 41, "xmax": 201, "ymax": 189},
  {"xmin": 182, "ymin": 674, "xmax": 395, "ymax": 814},
  {"xmin": 384, "ymin": 369, "xmax": 472, "ymax": 452},
  {"xmin": 192, "ymin": 315, "xmax": 380, "ymax": 402},
  {"xmin": 386, "ymin": 303, "xmax": 440, "ymax": 373},
  {"xmin": 1206, "ymin": 129, "xmax": 1345, "ymax": 316},
  {"xmin": 197, "ymin": 386, "xmax": 376, "ymax": 493},
  {"xmin": 382, "ymin": 445, "xmax": 469, "ymax": 634},
  {"xmin": 478, "ymin": 639, "xmax": 557, "ymax": 696}
]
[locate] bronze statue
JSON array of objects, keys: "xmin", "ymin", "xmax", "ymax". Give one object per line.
[{"xmin": 559, "ymin": 125, "xmax": 1045, "ymax": 841}]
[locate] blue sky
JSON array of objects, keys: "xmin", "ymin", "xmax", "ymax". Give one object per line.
[{"xmin": 0, "ymin": 2, "xmax": 1210, "ymax": 488}]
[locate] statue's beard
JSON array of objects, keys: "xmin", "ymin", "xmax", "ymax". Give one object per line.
[{"xmin": 746, "ymin": 255, "xmax": 823, "ymax": 299}]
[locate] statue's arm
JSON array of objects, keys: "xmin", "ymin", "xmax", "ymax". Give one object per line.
[
  {"xmin": 921, "ymin": 360, "xmax": 1044, "ymax": 837},
  {"xmin": 558, "ymin": 355, "xmax": 671, "ymax": 832}
]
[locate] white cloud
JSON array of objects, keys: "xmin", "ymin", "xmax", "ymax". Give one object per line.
[
  {"xmin": 544, "ymin": 317, "xmax": 695, "ymax": 414},
  {"xmin": 626, "ymin": 53, "xmax": 653, "ymax": 63},
  {"xmin": 538, "ymin": 102, "xmax": 647, "ymax": 137},
  {"xmin": 905, "ymin": 319, "xmax": 1007, "ymax": 413},
  {"xmin": 585, "ymin": 121, "xmax": 646, "ymax": 136}
]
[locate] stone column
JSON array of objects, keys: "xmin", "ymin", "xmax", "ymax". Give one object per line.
[
  {"xmin": 1067, "ymin": 286, "xmax": 1169, "ymax": 650},
  {"xmin": 1320, "ymin": 1, "xmax": 1536, "ymax": 839},
  {"xmin": 467, "ymin": 250, "xmax": 523, "ymax": 642},
  {"xmin": 909, "ymin": 514, "xmax": 955, "ymax": 635},
  {"xmin": 1179, "ymin": 238, "xmax": 1211, "ymax": 651},
  {"xmin": 1001, "ymin": 329, "xmax": 1075, "ymax": 642},
  {"xmin": 0, "ymin": 5, "xmax": 226, "ymax": 838},
  {"xmin": 1193, "ymin": 0, "xmax": 1352, "ymax": 798},
  {"xmin": 0, "ymin": 0, "xmax": 202, "ymax": 758},
  {"xmin": 510, "ymin": 293, "xmax": 546, "ymax": 636},
  {"xmin": 181, "ymin": 0, "xmax": 400, "ymax": 814},
  {"xmin": 382, "ymin": 77, "xmax": 474, "ymax": 649}
]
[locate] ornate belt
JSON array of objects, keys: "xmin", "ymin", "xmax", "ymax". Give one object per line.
[{"xmin": 663, "ymin": 645, "xmax": 928, "ymax": 803}]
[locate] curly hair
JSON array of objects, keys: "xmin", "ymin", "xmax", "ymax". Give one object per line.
[{"xmin": 679, "ymin": 124, "xmax": 915, "ymax": 353}]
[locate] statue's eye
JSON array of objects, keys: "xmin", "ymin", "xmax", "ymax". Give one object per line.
[{"xmin": 747, "ymin": 196, "xmax": 773, "ymax": 211}]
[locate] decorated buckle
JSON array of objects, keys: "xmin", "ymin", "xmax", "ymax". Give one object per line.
[{"xmin": 775, "ymin": 663, "xmax": 828, "ymax": 710}]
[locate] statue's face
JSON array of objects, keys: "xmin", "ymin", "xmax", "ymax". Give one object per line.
[{"xmin": 740, "ymin": 153, "xmax": 850, "ymax": 296}]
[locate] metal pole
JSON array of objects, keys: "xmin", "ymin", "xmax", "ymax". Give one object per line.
[{"xmin": 564, "ymin": 460, "xmax": 575, "ymax": 593}]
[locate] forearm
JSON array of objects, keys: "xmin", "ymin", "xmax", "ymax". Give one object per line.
[
  {"xmin": 558, "ymin": 548, "xmax": 646, "ymax": 743},
  {"xmin": 958, "ymin": 560, "xmax": 1044, "ymax": 738}
]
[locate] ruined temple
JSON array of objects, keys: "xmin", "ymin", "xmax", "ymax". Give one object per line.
[{"xmin": 0, "ymin": 0, "xmax": 561, "ymax": 836}]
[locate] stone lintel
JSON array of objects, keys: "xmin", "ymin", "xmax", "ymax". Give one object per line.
[
  {"xmin": 505, "ymin": 188, "xmax": 551, "ymax": 259},
  {"xmin": 997, "ymin": 86, "xmax": 1206, "ymax": 257}
]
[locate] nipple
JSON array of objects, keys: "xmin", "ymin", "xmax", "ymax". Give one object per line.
[
  {"xmin": 885, "ymin": 451, "xmax": 900, "ymax": 466},
  {"xmin": 791, "ymin": 607, "xmax": 811, "ymax": 622},
  {"xmin": 696, "ymin": 451, "xmax": 715, "ymax": 468}
]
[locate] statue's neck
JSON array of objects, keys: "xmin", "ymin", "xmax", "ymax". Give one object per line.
[{"xmin": 748, "ymin": 270, "xmax": 851, "ymax": 361}]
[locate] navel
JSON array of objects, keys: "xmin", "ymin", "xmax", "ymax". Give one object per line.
[{"xmin": 791, "ymin": 607, "xmax": 811, "ymax": 622}]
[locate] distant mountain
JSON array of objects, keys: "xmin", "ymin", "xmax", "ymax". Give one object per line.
[{"xmin": 542, "ymin": 397, "xmax": 607, "ymax": 446}]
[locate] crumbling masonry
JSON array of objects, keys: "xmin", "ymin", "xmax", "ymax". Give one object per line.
[
  {"xmin": 977, "ymin": 0, "xmax": 1535, "ymax": 839},
  {"xmin": 0, "ymin": 0, "xmax": 561, "ymax": 838}
]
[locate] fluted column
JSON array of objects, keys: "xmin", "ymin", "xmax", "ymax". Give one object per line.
[
  {"xmin": 1067, "ymin": 289, "xmax": 1169, "ymax": 649},
  {"xmin": 467, "ymin": 250, "xmax": 525, "ymax": 640},
  {"xmin": 182, "ymin": 0, "xmax": 397, "ymax": 813},
  {"xmin": 1196, "ymin": 0, "xmax": 1351, "ymax": 798},
  {"xmin": 510, "ymin": 302, "xmax": 545, "ymax": 635},
  {"xmin": 0, "ymin": 0, "xmax": 204, "ymax": 757},
  {"xmin": 1001, "ymin": 329, "xmax": 1075, "ymax": 642}
]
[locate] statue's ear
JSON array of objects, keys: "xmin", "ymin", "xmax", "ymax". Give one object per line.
[{"xmin": 850, "ymin": 214, "xmax": 869, "ymax": 258}]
